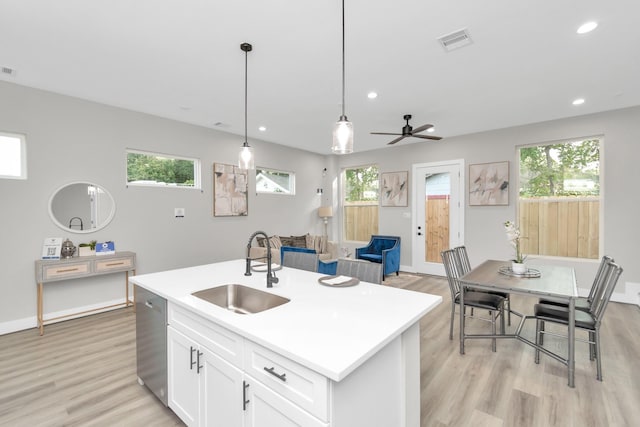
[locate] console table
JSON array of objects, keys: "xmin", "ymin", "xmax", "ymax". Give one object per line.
[{"xmin": 35, "ymin": 251, "xmax": 136, "ymax": 335}]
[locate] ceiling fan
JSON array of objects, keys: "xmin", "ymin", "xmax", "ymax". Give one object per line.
[{"xmin": 371, "ymin": 114, "xmax": 443, "ymax": 145}]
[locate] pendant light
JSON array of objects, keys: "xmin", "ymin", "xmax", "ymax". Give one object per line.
[
  {"xmin": 332, "ymin": 0, "xmax": 354, "ymax": 154},
  {"xmin": 238, "ymin": 42, "xmax": 255, "ymax": 170}
]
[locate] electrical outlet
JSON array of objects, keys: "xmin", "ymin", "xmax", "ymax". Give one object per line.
[{"xmin": 175, "ymin": 208, "xmax": 185, "ymax": 218}]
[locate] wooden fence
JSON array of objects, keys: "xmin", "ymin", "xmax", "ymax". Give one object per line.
[
  {"xmin": 519, "ymin": 197, "xmax": 599, "ymax": 259},
  {"xmin": 343, "ymin": 203, "xmax": 379, "ymax": 241},
  {"xmin": 344, "ymin": 196, "xmax": 599, "ymax": 261}
]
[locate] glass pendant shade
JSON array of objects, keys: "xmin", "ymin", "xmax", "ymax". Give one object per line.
[
  {"xmin": 332, "ymin": 116, "xmax": 353, "ymax": 154},
  {"xmin": 238, "ymin": 143, "xmax": 254, "ymax": 170}
]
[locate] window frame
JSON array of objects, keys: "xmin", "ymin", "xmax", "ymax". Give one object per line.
[
  {"xmin": 126, "ymin": 149, "xmax": 201, "ymax": 189},
  {"xmin": 516, "ymin": 135, "xmax": 603, "ymax": 261},
  {"xmin": 255, "ymin": 167, "xmax": 296, "ymax": 195},
  {"xmin": 0, "ymin": 131, "xmax": 27, "ymax": 180},
  {"xmin": 341, "ymin": 164, "xmax": 380, "ymax": 242}
]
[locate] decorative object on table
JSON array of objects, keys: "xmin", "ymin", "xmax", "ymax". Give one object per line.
[
  {"xmin": 469, "ymin": 161, "xmax": 509, "ymax": 206},
  {"xmin": 95, "ymin": 241, "xmax": 115, "ymax": 256},
  {"xmin": 504, "ymin": 220, "xmax": 526, "ymax": 273},
  {"xmin": 380, "ymin": 171, "xmax": 408, "ymax": 206},
  {"xmin": 41, "ymin": 237, "xmax": 63, "ymax": 260},
  {"xmin": 498, "ymin": 265, "xmax": 541, "ymax": 278},
  {"xmin": 318, "ymin": 206, "xmax": 333, "ymax": 236},
  {"xmin": 318, "ymin": 275, "xmax": 360, "ymax": 287},
  {"xmin": 78, "ymin": 240, "xmax": 97, "ymax": 257},
  {"xmin": 60, "ymin": 238, "xmax": 76, "ymax": 259},
  {"xmin": 213, "ymin": 162, "xmax": 248, "ymax": 216}
]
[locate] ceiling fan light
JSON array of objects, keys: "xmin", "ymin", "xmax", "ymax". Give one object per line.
[
  {"xmin": 332, "ymin": 117, "xmax": 353, "ymax": 154},
  {"xmin": 238, "ymin": 142, "xmax": 254, "ymax": 170}
]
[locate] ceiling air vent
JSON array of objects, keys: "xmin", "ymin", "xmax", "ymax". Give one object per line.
[
  {"xmin": 437, "ymin": 28, "xmax": 472, "ymax": 52},
  {"xmin": 1, "ymin": 66, "xmax": 16, "ymax": 76}
]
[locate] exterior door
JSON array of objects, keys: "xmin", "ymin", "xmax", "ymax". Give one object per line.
[{"xmin": 412, "ymin": 160, "xmax": 464, "ymax": 275}]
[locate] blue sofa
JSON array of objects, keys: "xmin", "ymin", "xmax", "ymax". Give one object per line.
[{"xmin": 355, "ymin": 235, "xmax": 401, "ymax": 279}]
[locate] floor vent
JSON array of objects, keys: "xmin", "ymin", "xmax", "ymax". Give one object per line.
[
  {"xmin": 1, "ymin": 66, "xmax": 16, "ymax": 76},
  {"xmin": 437, "ymin": 28, "xmax": 472, "ymax": 52}
]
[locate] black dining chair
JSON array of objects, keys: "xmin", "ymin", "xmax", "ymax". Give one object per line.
[
  {"xmin": 441, "ymin": 249, "xmax": 506, "ymax": 352},
  {"xmin": 533, "ymin": 260, "xmax": 623, "ymax": 381},
  {"xmin": 454, "ymin": 246, "xmax": 513, "ymax": 325}
]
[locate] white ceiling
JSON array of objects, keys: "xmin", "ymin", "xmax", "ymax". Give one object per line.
[{"xmin": 2, "ymin": 0, "xmax": 639, "ymax": 154}]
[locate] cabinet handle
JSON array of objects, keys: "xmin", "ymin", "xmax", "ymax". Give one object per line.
[
  {"xmin": 196, "ymin": 350, "xmax": 203, "ymax": 374},
  {"xmin": 243, "ymin": 381, "xmax": 250, "ymax": 411},
  {"xmin": 56, "ymin": 267, "xmax": 80, "ymax": 273},
  {"xmin": 105, "ymin": 261, "xmax": 125, "ymax": 267},
  {"xmin": 264, "ymin": 366, "xmax": 287, "ymax": 382},
  {"xmin": 190, "ymin": 346, "xmax": 196, "ymax": 370}
]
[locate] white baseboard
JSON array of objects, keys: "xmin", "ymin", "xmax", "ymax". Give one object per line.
[
  {"xmin": 0, "ymin": 297, "xmax": 131, "ymax": 336},
  {"xmin": 612, "ymin": 281, "xmax": 640, "ymax": 307}
]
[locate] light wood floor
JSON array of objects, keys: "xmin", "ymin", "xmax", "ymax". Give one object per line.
[{"xmin": 1, "ymin": 275, "xmax": 638, "ymax": 427}]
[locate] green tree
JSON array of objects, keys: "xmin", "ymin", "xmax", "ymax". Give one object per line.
[
  {"xmin": 127, "ymin": 153, "xmax": 194, "ymax": 186},
  {"xmin": 519, "ymin": 139, "xmax": 599, "ymax": 197},
  {"xmin": 345, "ymin": 166, "xmax": 379, "ymax": 201}
]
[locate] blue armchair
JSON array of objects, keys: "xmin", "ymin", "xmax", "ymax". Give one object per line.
[{"xmin": 355, "ymin": 235, "xmax": 401, "ymax": 279}]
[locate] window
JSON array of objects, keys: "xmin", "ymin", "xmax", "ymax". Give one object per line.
[
  {"xmin": 126, "ymin": 149, "xmax": 201, "ymax": 188},
  {"xmin": 256, "ymin": 168, "xmax": 295, "ymax": 195},
  {"xmin": 518, "ymin": 137, "xmax": 601, "ymax": 259},
  {"xmin": 0, "ymin": 132, "xmax": 26, "ymax": 179},
  {"xmin": 342, "ymin": 165, "xmax": 379, "ymax": 241}
]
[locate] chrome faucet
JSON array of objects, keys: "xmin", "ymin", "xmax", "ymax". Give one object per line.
[{"xmin": 245, "ymin": 230, "xmax": 279, "ymax": 288}]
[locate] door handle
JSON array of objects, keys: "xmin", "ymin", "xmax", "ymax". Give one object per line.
[
  {"xmin": 190, "ymin": 346, "xmax": 196, "ymax": 370},
  {"xmin": 243, "ymin": 381, "xmax": 250, "ymax": 410},
  {"xmin": 196, "ymin": 350, "xmax": 203, "ymax": 374}
]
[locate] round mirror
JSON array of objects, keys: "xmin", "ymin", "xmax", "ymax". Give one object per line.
[{"xmin": 48, "ymin": 182, "xmax": 116, "ymax": 234}]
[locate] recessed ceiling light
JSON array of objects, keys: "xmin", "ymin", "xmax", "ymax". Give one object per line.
[
  {"xmin": 577, "ymin": 21, "xmax": 598, "ymax": 34},
  {"xmin": 258, "ymin": 126, "xmax": 266, "ymax": 132},
  {"xmin": 367, "ymin": 91, "xmax": 378, "ymax": 99},
  {"xmin": 572, "ymin": 98, "xmax": 585, "ymax": 105},
  {"xmin": 427, "ymin": 126, "xmax": 435, "ymax": 133}
]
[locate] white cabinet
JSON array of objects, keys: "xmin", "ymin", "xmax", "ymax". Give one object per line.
[
  {"xmin": 166, "ymin": 303, "xmax": 418, "ymax": 427},
  {"xmin": 168, "ymin": 326, "xmax": 245, "ymax": 427},
  {"xmin": 244, "ymin": 377, "xmax": 327, "ymax": 427},
  {"xmin": 168, "ymin": 304, "xmax": 329, "ymax": 427}
]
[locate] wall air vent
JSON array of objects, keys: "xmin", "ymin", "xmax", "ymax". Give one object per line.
[
  {"xmin": 437, "ymin": 28, "xmax": 472, "ymax": 52},
  {"xmin": 1, "ymin": 66, "xmax": 16, "ymax": 76}
]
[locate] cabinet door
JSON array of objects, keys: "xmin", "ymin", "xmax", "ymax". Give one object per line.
[
  {"xmin": 244, "ymin": 378, "xmax": 328, "ymax": 427},
  {"xmin": 168, "ymin": 327, "xmax": 200, "ymax": 426},
  {"xmin": 200, "ymin": 346, "xmax": 244, "ymax": 427}
]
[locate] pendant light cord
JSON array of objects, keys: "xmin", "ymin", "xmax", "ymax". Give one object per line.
[
  {"xmin": 244, "ymin": 47, "xmax": 248, "ymax": 143},
  {"xmin": 341, "ymin": 0, "xmax": 346, "ymax": 118}
]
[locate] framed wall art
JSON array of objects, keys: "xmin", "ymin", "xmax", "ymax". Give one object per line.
[
  {"xmin": 213, "ymin": 163, "xmax": 248, "ymax": 216},
  {"xmin": 381, "ymin": 171, "xmax": 408, "ymax": 207},
  {"xmin": 469, "ymin": 161, "xmax": 509, "ymax": 206}
]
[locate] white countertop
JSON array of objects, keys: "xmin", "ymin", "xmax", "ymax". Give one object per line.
[{"xmin": 130, "ymin": 259, "xmax": 442, "ymax": 381}]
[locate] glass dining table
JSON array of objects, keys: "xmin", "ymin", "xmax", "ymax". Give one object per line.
[{"xmin": 459, "ymin": 259, "xmax": 578, "ymax": 387}]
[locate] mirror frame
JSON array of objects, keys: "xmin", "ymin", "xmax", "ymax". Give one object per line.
[{"xmin": 48, "ymin": 181, "xmax": 116, "ymax": 234}]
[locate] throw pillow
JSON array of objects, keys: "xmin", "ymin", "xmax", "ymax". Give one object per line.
[
  {"xmin": 279, "ymin": 236, "xmax": 294, "ymax": 247},
  {"xmin": 289, "ymin": 235, "xmax": 307, "ymax": 248},
  {"xmin": 307, "ymin": 234, "xmax": 327, "ymax": 254},
  {"xmin": 268, "ymin": 235, "xmax": 282, "ymax": 249}
]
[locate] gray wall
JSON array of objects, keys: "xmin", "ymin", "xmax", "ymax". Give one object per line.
[
  {"xmin": 335, "ymin": 106, "xmax": 640, "ymax": 300},
  {"xmin": 1, "ymin": 79, "xmax": 638, "ymax": 333},
  {"xmin": 0, "ymin": 81, "xmax": 328, "ymax": 332}
]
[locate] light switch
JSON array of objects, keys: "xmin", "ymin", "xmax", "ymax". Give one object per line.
[{"xmin": 175, "ymin": 208, "xmax": 185, "ymax": 218}]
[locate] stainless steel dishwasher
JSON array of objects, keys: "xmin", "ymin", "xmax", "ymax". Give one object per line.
[{"xmin": 135, "ymin": 285, "xmax": 168, "ymax": 406}]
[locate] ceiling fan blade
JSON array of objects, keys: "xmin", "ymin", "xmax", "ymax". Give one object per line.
[
  {"xmin": 412, "ymin": 134, "xmax": 443, "ymax": 141},
  {"xmin": 387, "ymin": 136, "xmax": 406, "ymax": 145},
  {"xmin": 411, "ymin": 124, "xmax": 434, "ymax": 134},
  {"xmin": 371, "ymin": 132, "xmax": 402, "ymax": 136}
]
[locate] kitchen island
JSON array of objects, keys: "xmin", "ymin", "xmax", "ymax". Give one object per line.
[{"xmin": 131, "ymin": 259, "xmax": 442, "ymax": 427}]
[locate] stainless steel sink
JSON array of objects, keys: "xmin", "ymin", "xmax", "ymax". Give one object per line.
[{"xmin": 192, "ymin": 284, "xmax": 290, "ymax": 314}]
